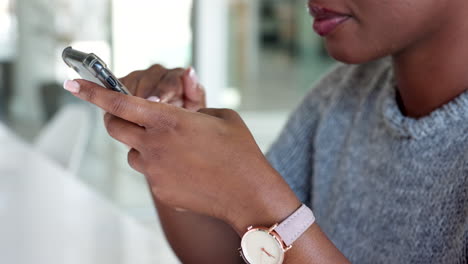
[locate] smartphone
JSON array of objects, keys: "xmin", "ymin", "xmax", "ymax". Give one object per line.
[{"xmin": 62, "ymin": 46, "xmax": 132, "ymax": 95}]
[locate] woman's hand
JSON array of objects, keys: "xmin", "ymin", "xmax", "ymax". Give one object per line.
[
  {"xmin": 64, "ymin": 79, "xmax": 350, "ymax": 263},
  {"xmin": 64, "ymin": 79, "xmax": 301, "ymax": 232},
  {"xmin": 120, "ymin": 65, "xmax": 206, "ymax": 111}
]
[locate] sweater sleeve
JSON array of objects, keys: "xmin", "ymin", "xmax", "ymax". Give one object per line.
[{"xmin": 265, "ymin": 63, "xmax": 349, "ymax": 205}]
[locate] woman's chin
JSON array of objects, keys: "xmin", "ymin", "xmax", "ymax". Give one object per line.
[
  {"xmin": 326, "ymin": 44, "xmax": 372, "ymax": 64},
  {"xmin": 324, "ymin": 39, "xmax": 391, "ymax": 65}
]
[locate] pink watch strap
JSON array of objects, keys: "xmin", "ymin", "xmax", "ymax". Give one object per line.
[{"xmin": 274, "ymin": 204, "xmax": 315, "ymax": 246}]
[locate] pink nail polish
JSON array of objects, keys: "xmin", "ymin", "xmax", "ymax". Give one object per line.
[
  {"xmin": 63, "ymin": 80, "xmax": 81, "ymax": 93},
  {"xmin": 147, "ymin": 96, "xmax": 161, "ymax": 102},
  {"xmin": 187, "ymin": 67, "xmax": 201, "ymax": 93},
  {"xmin": 175, "ymin": 207, "xmax": 188, "ymax": 213},
  {"xmin": 189, "ymin": 67, "xmax": 199, "ymax": 85}
]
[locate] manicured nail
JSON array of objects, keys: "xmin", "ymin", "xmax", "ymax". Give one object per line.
[
  {"xmin": 147, "ymin": 96, "xmax": 161, "ymax": 103},
  {"xmin": 63, "ymin": 80, "xmax": 80, "ymax": 93},
  {"xmin": 188, "ymin": 67, "xmax": 199, "ymax": 89},
  {"xmin": 175, "ymin": 207, "xmax": 188, "ymax": 213},
  {"xmin": 189, "ymin": 67, "xmax": 200, "ymax": 91}
]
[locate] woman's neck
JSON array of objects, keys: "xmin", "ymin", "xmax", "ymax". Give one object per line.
[{"xmin": 392, "ymin": 10, "xmax": 468, "ymax": 118}]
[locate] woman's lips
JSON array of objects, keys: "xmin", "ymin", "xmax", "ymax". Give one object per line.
[
  {"xmin": 313, "ymin": 16, "xmax": 350, "ymax": 36},
  {"xmin": 308, "ymin": 4, "xmax": 351, "ymax": 37}
]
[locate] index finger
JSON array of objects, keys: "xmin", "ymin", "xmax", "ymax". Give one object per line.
[{"xmin": 64, "ymin": 79, "xmax": 176, "ymax": 126}]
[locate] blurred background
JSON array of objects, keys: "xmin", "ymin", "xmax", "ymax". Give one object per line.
[{"xmin": 0, "ymin": 0, "xmax": 335, "ymax": 263}]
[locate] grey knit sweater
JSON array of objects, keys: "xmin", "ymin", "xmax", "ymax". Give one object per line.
[{"xmin": 267, "ymin": 57, "xmax": 468, "ymax": 263}]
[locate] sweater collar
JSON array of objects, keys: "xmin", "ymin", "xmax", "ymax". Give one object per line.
[{"xmin": 381, "ymin": 65, "xmax": 468, "ymax": 139}]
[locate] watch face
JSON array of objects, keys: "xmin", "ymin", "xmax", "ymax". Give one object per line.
[{"xmin": 241, "ymin": 228, "xmax": 284, "ymax": 264}]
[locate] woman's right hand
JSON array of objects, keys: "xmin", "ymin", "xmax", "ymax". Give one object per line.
[{"xmin": 120, "ymin": 65, "xmax": 206, "ymax": 111}]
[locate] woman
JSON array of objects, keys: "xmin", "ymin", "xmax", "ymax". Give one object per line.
[{"xmin": 63, "ymin": 0, "xmax": 468, "ymax": 263}]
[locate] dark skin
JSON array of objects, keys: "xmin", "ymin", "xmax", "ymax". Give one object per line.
[
  {"xmin": 319, "ymin": 0, "xmax": 468, "ymax": 118},
  {"xmin": 63, "ymin": 0, "xmax": 468, "ymax": 262}
]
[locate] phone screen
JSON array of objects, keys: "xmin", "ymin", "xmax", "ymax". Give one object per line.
[
  {"xmin": 65, "ymin": 54, "xmax": 105, "ymax": 86},
  {"xmin": 62, "ymin": 47, "xmax": 131, "ymax": 95}
]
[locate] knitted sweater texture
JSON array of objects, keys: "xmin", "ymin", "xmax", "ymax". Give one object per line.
[{"xmin": 267, "ymin": 58, "xmax": 468, "ymax": 263}]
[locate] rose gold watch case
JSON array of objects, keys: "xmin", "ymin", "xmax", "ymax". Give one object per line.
[{"xmin": 239, "ymin": 224, "xmax": 292, "ymax": 264}]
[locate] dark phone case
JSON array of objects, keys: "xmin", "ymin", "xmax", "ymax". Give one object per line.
[{"xmin": 62, "ymin": 47, "xmax": 131, "ymax": 95}]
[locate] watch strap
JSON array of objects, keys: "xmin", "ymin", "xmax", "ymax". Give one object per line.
[{"xmin": 274, "ymin": 204, "xmax": 315, "ymax": 246}]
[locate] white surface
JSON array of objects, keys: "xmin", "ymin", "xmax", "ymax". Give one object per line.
[
  {"xmin": 239, "ymin": 111, "xmax": 289, "ymax": 153},
  {"xmin": 0, "ymin": 124, "xmax": 179, "ymax": 264},
  {"xmin": 0, "ymin": 14, "xmax": 16, "ymax": 61},
  {"xmin": 34, "ymin": 104, "xmax": 92, "ymax": 175},
  {"xmin": 112, "ymin": 0, "xmax": 192, "ymax": 76},
  {"xmin": 194, "ymin": 0, "xmax": 228, "ymax": 107}
]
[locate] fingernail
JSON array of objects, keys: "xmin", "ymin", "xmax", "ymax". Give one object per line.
[
  {"xmin": 188, "ymin": 67, "xmax": 199, "ymax": 88},
  {"xmin": 175, "ymin": 207, "xmax": 188, "ymax": 213},
  {"xmin": 147, "ymin": 96, "xmax": 161, "ymax": 103},
  {"xmin": 189, "ymin": 67, "xmax": 199, "ymax": 84},
  {"xmin": 63, "ymin": 80, "xmax": 80, "ymax": 93}
]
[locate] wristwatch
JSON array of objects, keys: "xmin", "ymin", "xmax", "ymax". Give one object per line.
[{"xmin": 239, "ymin": 204, "xmax": 315, "ymax": 264}]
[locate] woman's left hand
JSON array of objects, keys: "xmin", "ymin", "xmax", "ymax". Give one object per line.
[{"xmin": 64, "ymin": 79, "xmax": 300, "ymax": 231}]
